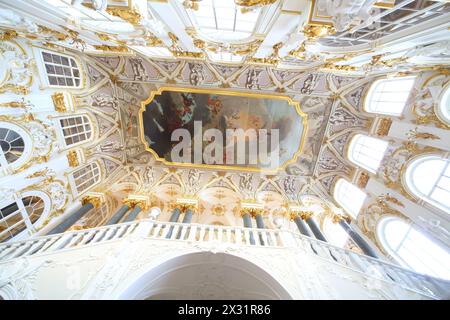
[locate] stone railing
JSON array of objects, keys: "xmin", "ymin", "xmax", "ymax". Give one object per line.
[{"xmin": 0, "ymin": 219, "xmax": 448, "ymax": 299}]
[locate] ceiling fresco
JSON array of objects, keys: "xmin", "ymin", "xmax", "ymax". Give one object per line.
[{"xmin": 140, "ymin": 88, "xmax": 306, "ymax": 172}]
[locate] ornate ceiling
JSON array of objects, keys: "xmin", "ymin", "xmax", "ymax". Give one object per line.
[{"xmin": 0, "ymin": 0, "xmax": 448, "ymax": 205}]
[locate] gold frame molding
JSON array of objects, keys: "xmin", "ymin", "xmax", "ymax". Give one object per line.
[{"xmin": 138, "ymin": 87, "xmax": 308, "ymax": 173}]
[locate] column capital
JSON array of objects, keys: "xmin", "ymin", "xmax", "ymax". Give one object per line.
[
  {"xmin": 176, "ymin": 197, "xmax": 198, "ymax": 212},
  {"xmin": 332, "ymin": 213, "xmax": 352, "ymax": 224},
  {"xmin": 299, "ymin": 211, "xmax": 314, "ymax": 220},
  {"xmin": 123, "ymin": 198, "xmax": 148, "ymax": 211},
  {"xmin": 240, "ymin": 200, "xmax": 264, "ymax": 217},
  {"xmin": 82, "ymin": 195, "xmax": 103, "ymax": 208},
  {"xmin": 240, "ymin": 207, "xmax": 264, "ymax": 218}
]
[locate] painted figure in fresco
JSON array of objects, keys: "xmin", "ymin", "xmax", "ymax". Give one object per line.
[
  {"xmin": 189, "ymin": 63, "xmax": 205, "ymax": 86},
  {"xmin": 300, "ymin": 74, "xmax": 319, "ymax": 94},
  {"xmin": 246, "ymin": 69, "xmax": 261, "ymax": 90},
  {"xmin": 142, "ymin": 91, "xmax": 301, "ymax": 168},
  {"xmin": 130, "ymin": 58, "xmax": 148, "ymax": 81}
]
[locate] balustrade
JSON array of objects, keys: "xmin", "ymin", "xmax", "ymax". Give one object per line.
[{"xmin": 0, "ymin": 219, "xmax": 448, "ymax": 299}]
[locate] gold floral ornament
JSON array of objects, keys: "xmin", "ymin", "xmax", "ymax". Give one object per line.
[
  {"xmin": 106, "ymin": 6, "xmax": 142, "ymax": 25},
  {"xmin": 0, "ymin": 29, "xmax": 18, "ymax": 41},
  {"xmin": 303, "ymin": 24, "xmax": 336, "ymax": 40},
  {"xmin": 0, "ymin": 98, "xmax": 33, "ymax": 111},
  {"xmin": 407, "ymin": 127, "xmax": 440, "ymax": 140}
]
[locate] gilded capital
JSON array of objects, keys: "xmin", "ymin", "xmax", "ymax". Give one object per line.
[
  {"xmin": 123, "ymin": 198, "xmax": 148, "ymax": 210},
  {"xmin": 82, "ymin": 195, "xmax": 102, "ymax": 208},
  {"xmin": 300, "ymin": 211, "xmax": 314, "ymax": 220}
]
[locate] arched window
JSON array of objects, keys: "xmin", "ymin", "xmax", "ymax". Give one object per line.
[
  {"xmin": 334, "ymin": 179, "xmax": 367, "ymax": 218},
  {"xmin": 71, "ymin": 162, "xmax": 101, "ymax": 195},
  {"xmin": 405, "ymin": 155, "xmax": 450, "ymax": 213},
  {"xmin": 437, "ymin": 85, "xmax": 450, "ymax": 124},
  {"xmin": 0, "ymin": 128, "xmax": 24, "ymax": 167},
  {"xmin": 0, "ymin": 194, "xmax": 48, "ymax": 242},
  {"xmin": 0, "ymin": 123, "xmax": 32, "ymax": 172},
  {"xmin": 378, "ymin": 217, "xmax": 450, "ymax": 280},
  {"xmin": 41, "ymin": 50, "xmax": 82, "ymax": 88},
  {"xmin": 365, "ymin": 77, "xmax": 416, "ymax": 116},
  {"xmin": 348, "ymin": 134, "xmax": 389, "ymax": 173},
  {"xmin": 58, "ymin": 115, "xmax": 93, "ymax": 147}
]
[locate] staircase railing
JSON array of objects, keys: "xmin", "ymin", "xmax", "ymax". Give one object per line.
[{"xmin": 0, "ymin": 219, "xmax": 448, "ymax": 299}]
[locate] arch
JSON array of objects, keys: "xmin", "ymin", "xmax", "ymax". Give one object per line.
[
  {"xmin": 347, "ymin": 134, "xmax": 389, "ymax": 173},
  {"xmin": 377, "ymin": 216, "xmax": 450, "ymax": 280},
  {"xmin": 364, "ymin": 76, "xmax": 416, "ymax": 116},
  {"xmin": 333, "ymin": 178, "xmax": 367, "ymax": 218},
  {"xmin": 114, "ymin": 252, "xmax": 294, "ymax": 299},
  {"xmin": 0, "ymin": 190, "xmax": 51, "ymax": 242},
  {"xmin": 404, "ymin": 154, "xmax": 450, "ymax": 213},
  {"xmin": 0, "ymin": 122, "xmax": 33, "ymax": 172}
]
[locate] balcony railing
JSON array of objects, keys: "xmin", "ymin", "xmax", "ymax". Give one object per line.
[{"xmin": 0, "ymin": 219, "xmax": 448, "ymax": 299}]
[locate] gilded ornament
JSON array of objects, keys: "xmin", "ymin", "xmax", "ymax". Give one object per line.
[
  {"xmin": 82, "ymin": 195, "xmax": 103, "ymax": 208},
  {"xmin": 38, "ymin": 25, "xmax": 68, "ymax": 41},
  {"xmin": 0, "ymin": 84, "xmax": 30, "ymax": 95},
  {"xmin": 67, "ymin": 150, "xmax": 79, "ymax": 167},
  {"xmin": 376, "ymin": 118, "xmax": 392, "ymax": 136},
  {"xmin": 247, "ymin": 57, "xmax": 278, "ymax": 66},
  {"xmin": 93, "ymin": 45, "xmax": 130, "ymax": 53},
  {"xmin": 322, "ymin": 63, "xmax": 357, "ymax": 72},
  {"xmin": 240, "ymin": 207, "xmax": 264, "ymax": 217},
  {"xmin": 0, "ymin": 98, "xmax": 32, "ymax": 111},
  {"xmin": 51, "ymin": 93, "xmax": 67, "ymax": 113},
  {"xmin": 106, "ymin": 6, "xmax": 142, "ymax": 25},
  {"xmin": 235, "ymin": 0, "xmax": 277, "ymax": 7},
  {"xmin": 95, "ymin": 32, "xmax": 110, "ymax": 41},
  {"xmin": 407, "ymin": 127, "xmax": 440, "ymax": 140},
  {"xmin": 303, "ymin": 24, "xmax": 336, "ymax": 39},
  {"xmin": 182, "ymin": 0, "xmax": 201, "ymax": 10},
  {"xmin": 193, "ymin": 39, "xmax": 206, "ymax": 49},
  {"xmin": 356, "ymin": 171, "xmax": 369, "ymax": 189},
  {"xmin": 0, "ymin": 30, "xmax": 18, "ymax": 41}
]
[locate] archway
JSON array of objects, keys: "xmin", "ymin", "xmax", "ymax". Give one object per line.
[{"xmin": 116, "ymin": 252, "xmax": 293, "ymax": 300}]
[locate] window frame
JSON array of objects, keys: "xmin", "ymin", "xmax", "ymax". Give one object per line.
[
  {"xmin": 68, "ymin": 161, "xmax": 102, "ymax": 197},
  {"xmin": 364, "ymin": 76, "xmax": 416, "ymax": 116},
  {"xmin": 404, "ymin": 154, "xmax": 450, "ymax": 214},
  {"xmin": 377, "ymin": 216, "xmax": 450, "ymax": 280},
  {"xmin": 56, "ymin": 114, "xmax": 94, "ymax": 148},
  {"xmin": 35, "ymin": 48, "xmax": 84, "ymax": 89},
  {"xmin": 0, "ymin": 191, "xmax": 51, "ymax": 242},
  {"xmin": 333, "ymin": 178, "xmax": 367, "ymax": 218},
  {"xmin": 347, "ymin": 134, "xmax": 389, "ymax": 174},
  {"xmin": 0, "ymin": 122, "xmax": 33, "ymax": 174}
]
